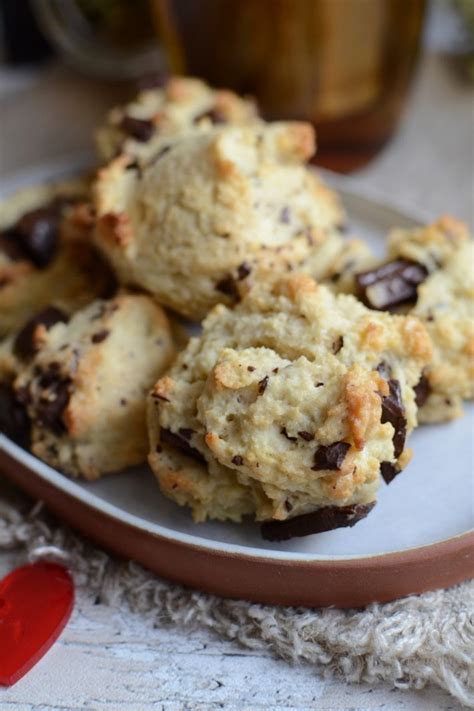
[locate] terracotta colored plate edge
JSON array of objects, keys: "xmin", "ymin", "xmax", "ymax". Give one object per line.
[{"xmin": 1, "ymin": 449, "xmax": 473, "ymax": 608}]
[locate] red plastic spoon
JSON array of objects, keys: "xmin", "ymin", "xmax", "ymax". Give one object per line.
[{"xmin": 0, "ymin": 561, "xmax": 74, "ymax": 686}]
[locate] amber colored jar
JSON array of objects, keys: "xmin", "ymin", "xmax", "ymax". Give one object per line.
[{"xmin": 152, "ymin": 0, "xmax": 426, "ymax": 172}]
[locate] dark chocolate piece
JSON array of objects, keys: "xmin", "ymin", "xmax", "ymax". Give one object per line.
[
  {"xmin": 380, "ymin": 461, "xmax": 401, "ymax": 485},
  {"xmin": 151, "ymin": 392, "xmax": 170, "ymax": 402},
  {"xmin": 120, "ymin": 116, "xmax": 155, "ymax": 142},
  {"xmin": 178, "ymin": 427, "xmax": 195, "ymax": 440},
  {"xmin": 298, "ymin": 430, "xmax": 314, "ymax": 441},
  {"xmin": 0, "ymin": 384, "xmax": 31, "ymax": 447},
  {"xmin": 3, "ymin": 206, "xmax": 61, "ymax": 268},
  {"xmin": 332, "ymin": 336, "xmax": 344, "ymax": 354},
  {"xmin": 355, "ymin": 259, "xmax": 428, "ymax": 311},
  {"xmin": 153, "ymin": 145, "xmax": 172, "ymax": 162},
  {"xmin": 35, "ymin": 368, "xmax": 72, "ymax": 435},
  {"xmin": 261, "ymin": 502, "xmax": 375, "ymax": 541},
  {"xmin": 160, "ymin": 427, "xmax": 205, "ymax": 463},
  {"xmin": 91, "ymin": 329, "xmax": 110, "ymax": 344},
  {"xmin": 279, "ymin": 207, "xmax": 291, "ymax": 224},
  {"xmin": 231, "ymin": 455, "xmax": 244, "ymax": 465},
  {"xmin": 414, "ymin": 374, "xmax": 431, "ymax": 408},
  {"xmin": 280, "ymin": 427, "xmax": 297, "ymax": 442},
  {"xmin": 247, "ymin": 366, "xmax": 256, "ymax": 372},
  {"xmin": 312, "ymin": 441, "xmax": 350, "ymax": 471},
  {"xmin": 0, "ymin": 232, "xmax": 27, "ymax": 261},
  {"xmin": 215, "ymin": 275, "xmax": 239, "ymax": 300},
  {"xmin": 237, "ymin": 262, "xmax": 251, "ymax": 280},
  {"xmin": 376, "ymin": 361, "xmax": 392, "ymax": 380},
  {"xmin": 193, "ymin": 107, "xmax": 227, "ymax": 125},
  {"xmin": 258, "ymin": 376, "xmax": 269, "ymax": 395},
  {"xmin": 380, "ymin": 379, "xmax": 406, "ymax": 458},
  {"xmin": 13, "ymin": 306, "xmax": 68, "ymax": 359}
]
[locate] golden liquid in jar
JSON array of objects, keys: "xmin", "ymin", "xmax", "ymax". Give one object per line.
[{"xmin": 152, "ymin": 0, "xmax": 426, "ymax": 171}]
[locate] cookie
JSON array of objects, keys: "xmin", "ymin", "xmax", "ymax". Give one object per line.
[
  {"xmin": 0, "ymin": 179, "xmax": 114, "ymax": 337},
  {"xmin": 94, "ymin": 122, "xmax": 345, "ymax": 320},
  {"xmin": 298, "ymin": 231, "xmax": 375, "ymax": 294},
  {"xmin": 148, "ymin": 274, "xmax": 432, "ymax": 537},
  {"xmin": 355, "ymin": 217, "xmax": 473, "ymax": 422},
  {"xmin": 96, "ymin": 76, "xmax": 259, "ymax": 165},
  {"xmin": 13, "ymin": 293, "xmax": 175, "ymax": 479}
]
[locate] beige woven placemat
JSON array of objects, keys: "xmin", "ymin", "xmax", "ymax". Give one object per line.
[{"xmin": 0, "ymin": 480, "xmax": 473, "ymax": 708}]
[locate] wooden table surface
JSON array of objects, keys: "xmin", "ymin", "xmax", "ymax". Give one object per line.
[{"xmin": 0, "ymin": 52, "xmax": 472, "ymax": 710}]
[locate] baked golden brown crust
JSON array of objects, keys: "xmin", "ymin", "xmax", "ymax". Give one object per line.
[
  {"xmin": 96, "ymin": 76, "xmax": 259, "ymax": 165},
  {"xmin": 0, "ymin": 179, "xmax": 114, "ymax": 337},
  {"xmin": 14, "ymin": 293, "xmax": 176, "ymax": 479},
  {"xmin": 148, "ymin": 274, "xmax": 432, "ymax": 526},
  {"xmin": 93, "ymin": 122, "xmax": 345, "ymax": 320}
]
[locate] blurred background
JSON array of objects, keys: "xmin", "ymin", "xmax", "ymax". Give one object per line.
[{"xmin": 0, "ymin": 0, "xmax": 473, "ymax": 221}]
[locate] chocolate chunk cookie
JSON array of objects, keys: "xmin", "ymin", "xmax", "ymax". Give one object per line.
[
  {"xmin": 94, "ymin": 122, "xmax": 344, "ymax": 319},
  {"xmin": 0, "ymin": 179, "xmax": 114, "ymax": 337},
  {"xmin": 14, "ymin": 293, "xmax": 175, "ymax": 479},
  {"xmin": 96, "ymin": 75, "xmax": 259, "ymax": 165},
  {"xmin": 148, "ymin": 274, "xmax": 432, "ymax": 536},
  {"xmin": 355, "ymin": 216, "xmax": 474, "ymax": 423}
]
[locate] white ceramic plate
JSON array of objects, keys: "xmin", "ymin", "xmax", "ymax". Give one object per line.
[{"xmin": 1, "ymin": 158, "xmax": 473, "ymax": 607}]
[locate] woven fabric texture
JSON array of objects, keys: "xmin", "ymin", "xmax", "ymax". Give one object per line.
[{"xmin": 0, "ymin": 485, "xmax": 473, "ymax": 708}]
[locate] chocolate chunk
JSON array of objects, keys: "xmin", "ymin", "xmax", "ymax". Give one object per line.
[
  {"xmin": 281, "ymin": 427, "xmax": 297, "ymax": 442},
  {"xmin": 215, "ymin": 275, "xmax": 239, "ymax": 300},
  {"xmin": 231, "ymin": 455, "xmax": 244, "ymax": 465},
  {"xmin": 261, "ymin": 502, "xmax": 375, "ymax": 541},
  {"xmin": 332, "ymin": 336, "xmax": 344, "ymax": 354},
  {"xmin": 414, "ymin": 374, "xmax": 431, "ymax": 408},
  {"xmin": 160, "ymin": 427, "xmax": 205, "ymax": 463},
  {"xmin": 0, "ymin": 384, "xmax": 31, "ymax": 447},
  {"xmin": 91, "ymin": 329, "xmax": 110, "ymax": 344},
  {"xmin": 237, "ymin": 262, "xmax": 251, "ymax": 280},
  {"xmin": 247, "ymin": 366, "xmax": 256, "ymax": 372},
  {"xmin": 279, "ymin": 207, "xmax": 291, "ymax": 224},
  {"xmin": 178, "ymin": 427, "xmax": 195, "ymax": 440},
  {"xmin": 151, "ymin": 392, "xmax": 170, "ymax": 402},
  {"xmin": 0, "ymin": 232, "xmax": 27, "ymax": 261},
  {"xmin": 381, "ymin": 379, "xmax": 406, "ymax": 458},
  {"xmin": 153, "ymin": 145, "xmax": 172, "ymax": 162},
  {"xmin": 258, "ymin": 376, "xmax": 269, "ymax": 394},
  {"xmin": 298, "ymin": 430, "xmax": 314, "ymax": 441},
  {"xmin": 3, "ymin": 206, "xmax": 61, "ymax": 268},
  {"xmin": 193, "ymin": 107, "xmax": 227, "ymax": 125},
  {"xmin": 35, "ymin": 369, "xmax": 72, "ymax": 435},
  {"xmin": 312, "ymin": 441, "xmax": 350, "ymax": 471},
  {"xmin": 376, "ymin": 361, "xmax": 392, "ymax": 380},
  {"xmin": 13, "ymin": 306, "xmax": 69, "ymax": 359},
  {"xmin": 355, "ymin": 259, "xmax": 428, "ymax": 310},
  {"xmin": 380, "ymin": 461, "xmax": 401, "ymax": 485},
  {"xmin": 120, "ymin": 116, "xmax": 155, "ymax": 142}
]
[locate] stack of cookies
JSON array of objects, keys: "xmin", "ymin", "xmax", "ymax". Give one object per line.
[{"xmin": 1, "ymin": 77, "xmax": 472, "ymax": 540}]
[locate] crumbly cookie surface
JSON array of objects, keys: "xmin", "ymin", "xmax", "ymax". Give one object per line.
[
  {"xmin": 96, "ymin": 76, "xmax": 259, "ymax": 164},
  {"xmin": 356, "ymin": 217, "xmax": 473, "ymax": 422},
  {"xmin": 148, "ymin": 274, "xmax": 432, "ymax": 533},
  {"xmin": 94, "ymin": 122, "xmax": 344, "ymax": 319},
  {"xmin": 13, "ymin": 293, "xmax": 175, "ymax": 479},
  {"xmin": 0, "ymin": 179, "xmax": 114, "ymax": 337}
]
